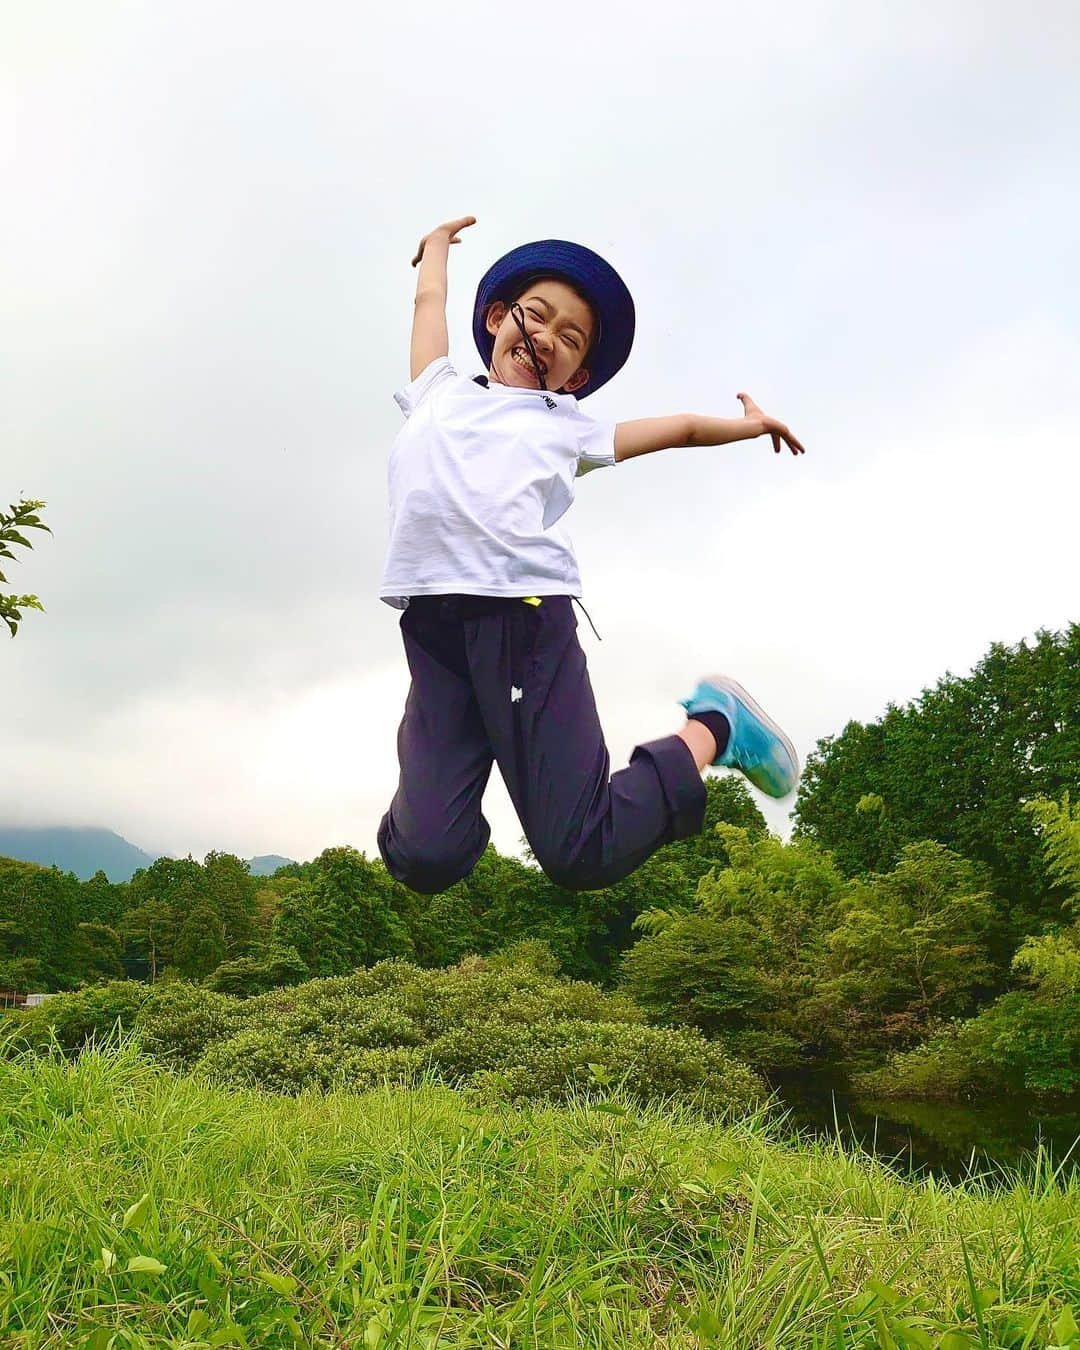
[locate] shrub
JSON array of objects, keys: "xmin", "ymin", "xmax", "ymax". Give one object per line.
[
  {"xmin": 134, "ymin": 982, "xmax": 242, "ymax": 1070},
  {"xmin": 0, "ymin": 981, "xmax": 151, "ymax": 1057},
  {"xmin": 144, "ymin": 956, "xmax": 765, "ymax": 1116}
]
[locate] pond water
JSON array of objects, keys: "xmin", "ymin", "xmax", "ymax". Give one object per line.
[{"xmin": 765, "ymin": 1072, "xmax": 1080, "ymax": 1187}]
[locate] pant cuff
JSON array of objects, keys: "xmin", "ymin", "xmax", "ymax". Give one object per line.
[{"xmin": 630, "ymin": 735, "xmax": 707, "ymax": 841}]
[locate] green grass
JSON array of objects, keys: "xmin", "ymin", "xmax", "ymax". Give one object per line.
[{"xmin": 1, "ymin": 1042, "xmax": 1079, "ymax": 1348}]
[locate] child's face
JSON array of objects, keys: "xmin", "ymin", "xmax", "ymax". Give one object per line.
[{"xmin": 484, "ymin": 278, "xmax": 595, "ymax": 394}]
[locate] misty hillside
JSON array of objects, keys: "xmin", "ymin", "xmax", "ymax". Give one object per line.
[{"xmin": 0, "ymin": 828, "xmax": 297, "ymax": 883}]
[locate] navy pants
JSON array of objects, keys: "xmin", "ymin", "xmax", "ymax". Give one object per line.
[{"xmin": 377, "ymin": 595, "xmax": 707, "ymax": 894}]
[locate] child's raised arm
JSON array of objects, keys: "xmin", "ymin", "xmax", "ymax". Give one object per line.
[
  {"xmin": 408, "ymin": 215, "xmax": 476, "ymax": 380},
  {"xmin": 614, "ymin": 393, "xmax": 805, "ymax": 462}
]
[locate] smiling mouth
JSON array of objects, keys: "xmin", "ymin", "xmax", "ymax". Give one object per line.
[{"xmin": 511, "ymin": 345, "xmax": 546, "ymax": 378}]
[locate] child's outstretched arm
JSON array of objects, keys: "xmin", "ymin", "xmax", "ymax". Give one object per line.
[
  {"xmin": 613, "ymin": 393, "xmax": 805, "ymax": 462},
  {"xmin": 408, "ymin": 215, "xmax": 476, "ymax": 380}
]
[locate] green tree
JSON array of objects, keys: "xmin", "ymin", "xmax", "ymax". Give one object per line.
[
  {"xmin": 1024, "ymin": 792, "xmax": 1080, "ymax": 914},
  {"xmin": 119, "ymin": 899, "xmax": 176, "ymax": 983},
  {"xmin": 794, "ymin": 625, "xmax": 1080, "ymax": 921},
  {"xmin": 173, "ymin": 899, "xmax": 227, "ymax": 980},
  {"xmin": 78, "ymin": 869, "xmax": 127, "ymax": 928},
  {"xmin": 620, "ymin": 828, "xmax": 847, "ymax": 1070},
  {"xmin": 123, "ymin": 856, "xmax": 209, "ymax": 977},
  {"xmin": 0, "ymin": 858, "xmax": 81, "ymax": 989},
  {"xmin": 1, "ymin": 498, "xmax": 50, "ymax": 637},
  {"xmin": 821, "ymin": 842, "xmax": 1001, "ymax": 1055},
  {"xmin": 73, "ymin": 922, "xmax": 125, "ymax": 982},
  {"xmin": 270, "ymin": 881, "xmax": 346, "ymax": 977},
  {"xmin": 310, "ymin": 847, "xmax": 413, "ymax": 970},
  {"xmin": 202, "ymin": 851, "xmax": 256, "ymax": 956}
]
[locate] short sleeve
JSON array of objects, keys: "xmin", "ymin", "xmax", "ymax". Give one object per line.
[
  {"xmin": 394, "ymin": 356, "xmax": 457, "ymax": 417},
  {"xmin": 572, "ymin": 411, "xmax": 618, "ymax": 477}
]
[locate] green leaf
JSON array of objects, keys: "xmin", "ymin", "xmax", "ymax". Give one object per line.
[
  {"xmin": 1054, "ymin": 1307, "xmax": 1080, "ymax": 1344},
  {"xmin": 208, "ymin": 1325, "xmax": 249, "ymax": 1347},
  {"xmin": 592, "ymin": 1102, "xmax": 627, "ymax": 1116},
  {"xmin": 939, "ymin": 1331, "xmax": 977, "ymax": 1348},
  {"xmin": 688, "ymin": 1305, "xmax": 724, "ymax": 1340},
  {"xmin": 364, "ymin": 1312, "xmax": 388, "ymax": 1347},
  {"xmin": 256, "ymin": 1268, "xmax": 299, "ymax": 1298},
  {"xmin": 125, "ymin": 1255, "xmax": 166, "ymax": 1275},
  {"xmin": 100, "ymin": 1247, "xmax": 117, "ymax": 1273},
  {"xmin": 188, "ymin": 1309, "xmax": 211, "ymax": 1336},
  {"xmin": 198, "ymin": 1273, "xmax": 224, "ymax": 1306},
  {"xmin": 587, "ymin": 1063, "xmax": 612, "ymax": 1084},
  {"xmin": 866, "ymin": 1278, "xmax": 902, "ymax": 1307},
  {"xmin": 874, "ymin": 1309, "xmax": 897, "ymax": 1350},
  {"xmin": 705, "ymin": 1159, "xmax": 740, "ymax": 1184},
  {"xmin": 679, "ymin": 1180, "xmax": 710, "ymax": 1196},
  {"xmin": 888, "ymin": 1318, "xmax": 933, "ymax": 1349},
  {"xmin": 122, "ymin": 1192, "xmax": 152, "ymax": 1232}
]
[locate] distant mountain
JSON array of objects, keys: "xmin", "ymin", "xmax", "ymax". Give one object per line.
[
  {"xmin": 0, "ymin": 827, "xmax": 157, "ymax": 883},
  {"xmin": 0, "ymin": 827, "xmax": 299, "ymax": 884},
  {"xmin": 248, "ymin": 854, "xmax": 297, "ymax": 877}
]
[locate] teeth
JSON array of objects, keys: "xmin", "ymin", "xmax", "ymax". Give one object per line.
[{"xmin": 513, "ymin": 347, "xmax": 545, "ymax": 374}]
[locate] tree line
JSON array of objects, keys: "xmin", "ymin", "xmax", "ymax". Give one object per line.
[{"xmin": 2, "ymin": 625, "xmax": 1077, "ymax": 1090}]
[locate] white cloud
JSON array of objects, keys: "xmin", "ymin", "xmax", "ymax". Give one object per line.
[{"xmin": 5, "ymin": 0, "xmax": 1078, "ymax": 865}]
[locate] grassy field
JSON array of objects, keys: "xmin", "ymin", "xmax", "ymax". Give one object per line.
[{"xmin": 1, "ymin": 1042, "xmax": 1079, "ymax": 1348}]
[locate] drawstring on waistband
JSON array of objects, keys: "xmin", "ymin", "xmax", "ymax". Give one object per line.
[{"xmin": 572, "ymin": 597, "xmax": 602, "ymax": 642}]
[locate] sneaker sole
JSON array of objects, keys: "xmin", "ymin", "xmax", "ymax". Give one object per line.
[{"xmin": 701, "ymin": 672, "xmax": 801, "ymax": 785}]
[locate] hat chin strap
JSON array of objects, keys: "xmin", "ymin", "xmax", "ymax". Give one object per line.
[{"xmin": 509, "ymin": 303, "xmax": 548, "ymax": 392}]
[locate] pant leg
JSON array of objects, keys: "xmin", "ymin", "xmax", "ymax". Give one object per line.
[
  {"xmin": 378, "ymin": 600, "xmax": 495, "ymax": 894},
  {"xmin": 463, "ymin": 597, "xmax": 707, "ymax": 891}
]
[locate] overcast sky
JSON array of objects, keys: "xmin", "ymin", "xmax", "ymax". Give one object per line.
[{"xmin": 6, "ymin": 0, "xmax": 1079, "ymax": 866}]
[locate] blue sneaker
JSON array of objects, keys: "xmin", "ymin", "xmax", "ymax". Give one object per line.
[{"xmin": 679, "ymin": 674, "xmax": 800, "ymax": 798}]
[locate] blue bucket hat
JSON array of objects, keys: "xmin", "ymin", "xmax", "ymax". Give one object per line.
[{"xmin": 472, "ymin": 240, "xmax": 634, "ymax": 399}]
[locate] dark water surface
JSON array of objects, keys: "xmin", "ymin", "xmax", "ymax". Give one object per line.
[{"xmin": 765, "ymin": 1072, "xmax": 1080, "ymax": 1187}]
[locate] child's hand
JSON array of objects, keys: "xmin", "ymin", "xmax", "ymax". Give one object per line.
[
  {"xmin": 411, "ymin": 216, "xmax": 477, "ymax": 267},
  {"xmin": 737, "ymin": 392, "xmax": 806, "ymax": 456}
]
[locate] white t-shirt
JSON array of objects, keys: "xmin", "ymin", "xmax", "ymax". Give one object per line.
[{"xmin": 379, "ymin": 356, "xmax": 617, "ymax": 609}]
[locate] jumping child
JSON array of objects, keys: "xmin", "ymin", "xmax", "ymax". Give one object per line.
[{"xmin": 378, "ymin": 216, "xmax": 805, "ymax": 895}]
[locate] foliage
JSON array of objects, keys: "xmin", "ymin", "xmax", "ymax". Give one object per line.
[
  {"xmin": 0, "ymin": 858, "xmax": 82, "ymax": 989},
  {"xmin": 172, "ymin": 899, "xmax": 226, "ymax": 981},
  {"xmin": 0, "ymin": 497, "xmax": 50, "ymax": 638},
  {"xmin": 135, "ymin": 982, "xmax": 243, "ymax": 1069},
  {"xmin": 855, "ymin": 806, "xmax": 1080, "ymax": 1099},
  {"xmin": 270, "ymin": 846, "xmax": 413, "ymax": 977},
  {"xmin": 823, "ymin": 842, "xmax": 1003, "ymax": 1032},
  {"xmin": 794, "ymin": 625, "xmax": 1080, "ymax": 919},
  {"xmin": 620, "ymin": 828, "xmax": 847, "ymax": 1071},
  {"xmin": 126, "ymin": 956, "xmax": 765, "ymax": 1115},
  {"xmin": 1025, "ymin": 792, "xmax": 1080, "ymax": 915},
  {"xmin": 73, "ymin": 923, "xmax": 125, "ymax": 982},
  {"xmin": 621, "ymin": 828, "xmax": 1016, "ymax": 1071},
  {"xmin": 1, "ymin": 980, "xmax": 152, "ymax": 1056},
  {"xmin": 203, "ymin": 944, "xmax": 309, "ymax": 997}
]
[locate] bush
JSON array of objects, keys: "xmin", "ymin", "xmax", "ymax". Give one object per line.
[
  {"xmin": 134, "ymin": 982, "xmax": 243, "ymax": 1070},
  {"xmin": 0, "ymin": 981, "xmax": 151, "ymax": 1057},
  {"xmin": 146, "ymin": 956, "xmax": 765, "ymax": 1116}
]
